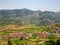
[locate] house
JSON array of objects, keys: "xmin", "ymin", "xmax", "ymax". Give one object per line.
[
  {"xmin": 37, "ymin": 32, "xmax": 50, "ymax": 38},
  {"xmin": 7, "ymin": 32, "xmax": 32, "ymax": 39}
]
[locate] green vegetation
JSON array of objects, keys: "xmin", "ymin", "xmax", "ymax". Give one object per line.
[
  {"xmin": 0, "ymin": 25, "xmax": 60, "ymax": 45},
  {"xmin": 45, "ymin": 40, "xmax": 55, "ymax": 45},
  {"xmin": 0, "ymin": 9, "xmax": 60, "ymax": 45},
  {"xmin": 8, "ymin": 39, "xmax": 12, "ymax": 45},
  {"xmin": 0, "ymin": 9, "xmax": 60, "ymax": 26}
]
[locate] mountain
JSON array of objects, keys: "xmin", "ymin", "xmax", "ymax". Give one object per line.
[{"xmin": 0, "ymin": 8, "xmax": 60, "ymax": 26}]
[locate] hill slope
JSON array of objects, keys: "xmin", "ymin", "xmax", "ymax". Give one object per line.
[{"xmin": 0, "ymin": 8, "xmax": 60, "ymax": 26}]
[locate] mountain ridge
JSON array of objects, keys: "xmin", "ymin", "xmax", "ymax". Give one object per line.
[{"xmin": 0, "ymin": 8, "xmax": 60, "ymax": 26}]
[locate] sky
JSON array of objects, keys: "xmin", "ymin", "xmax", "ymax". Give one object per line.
[{"xmin": 0, "ymin": 0, "xmax": 60, "ymax": 12}]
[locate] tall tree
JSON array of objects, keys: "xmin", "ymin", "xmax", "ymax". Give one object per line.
[
  {"xmin": 8, "ymin": 39, "xmax": 12, "ymax": 45},
  {"xmin": 56, "ymin": 39, "xmax": 60, "ymax": 45}
]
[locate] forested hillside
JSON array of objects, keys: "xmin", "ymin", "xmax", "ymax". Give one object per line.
[{"xmin": 0, "ymin": 8, "xmax": 60, "ymax": 26}]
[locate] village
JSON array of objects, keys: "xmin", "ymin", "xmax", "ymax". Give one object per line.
[{"xmin": 0, "ymin": 32, "xmax": 52, "ymax": 39}]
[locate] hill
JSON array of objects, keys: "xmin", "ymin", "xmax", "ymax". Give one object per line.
[{"xmin": 0, "ymin": 8, "xmax": 60, "ymax": 26}]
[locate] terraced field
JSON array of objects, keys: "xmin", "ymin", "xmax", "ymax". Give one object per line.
[{"xmin": 0, "ymin": 25, "xmax": 60, "ymax": 45}]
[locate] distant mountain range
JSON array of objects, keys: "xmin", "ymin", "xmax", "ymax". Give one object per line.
[{"xmin": 0, "ymin": 8, "xmax": 60, "ymax": 26}]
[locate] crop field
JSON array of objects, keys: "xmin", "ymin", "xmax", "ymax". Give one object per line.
[{"xmin": 0, "ymin": 25, "xmax": 60, "ymax": 45}]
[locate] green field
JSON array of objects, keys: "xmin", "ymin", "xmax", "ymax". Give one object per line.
[{"xmin": 0, "ymin": 25, "xmax": 60, "ymax": 45}]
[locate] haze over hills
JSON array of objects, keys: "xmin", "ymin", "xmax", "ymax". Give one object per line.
[{"xmin": 0, "ymin": 8, "xmax": 60, "ymax": 26}]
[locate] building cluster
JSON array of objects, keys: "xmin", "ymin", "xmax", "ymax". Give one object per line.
[
  {"xmin": 2, "ymin": 32, "xmax": 32, "ymax": 39},
  {"xmin": 37, "ymin": 32, "xmax": 50, "ymax": 38},
  {"xmin": 1, "ymin": 32, "xmax": 51, "ymax": 39}
]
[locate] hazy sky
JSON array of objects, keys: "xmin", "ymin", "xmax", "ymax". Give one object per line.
[{"xmin": 0, "ymin": 0, "xmax": 60, "ymax": 11}]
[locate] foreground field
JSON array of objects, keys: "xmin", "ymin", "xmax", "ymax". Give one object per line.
[
  {"xmin": 0, "ymin": 25, "xmax": 60, "ymax": 45},
  {"xmin": 0, "ymin": 38, "xmax": 60, "ymax": 45}
]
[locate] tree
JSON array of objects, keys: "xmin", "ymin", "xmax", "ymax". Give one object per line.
[
  {"xmin": 56, "ymin": 39, "xmax": 60, "ymax": 45},
  {"xmin": 8, "ymin": 39, "xmax": 12, "ymax": 45},
  {"xmin": 45, "ymin": 40, "xmax": 55, "ymax": 45},
  {"xmin": 20, "ymin": 36, "xmax": 24, "ymax": 40}
]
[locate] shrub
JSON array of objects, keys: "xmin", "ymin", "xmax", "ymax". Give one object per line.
[{"xmin": 45, "ymin": 40, "xmax": 55, "ymax": 45}]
